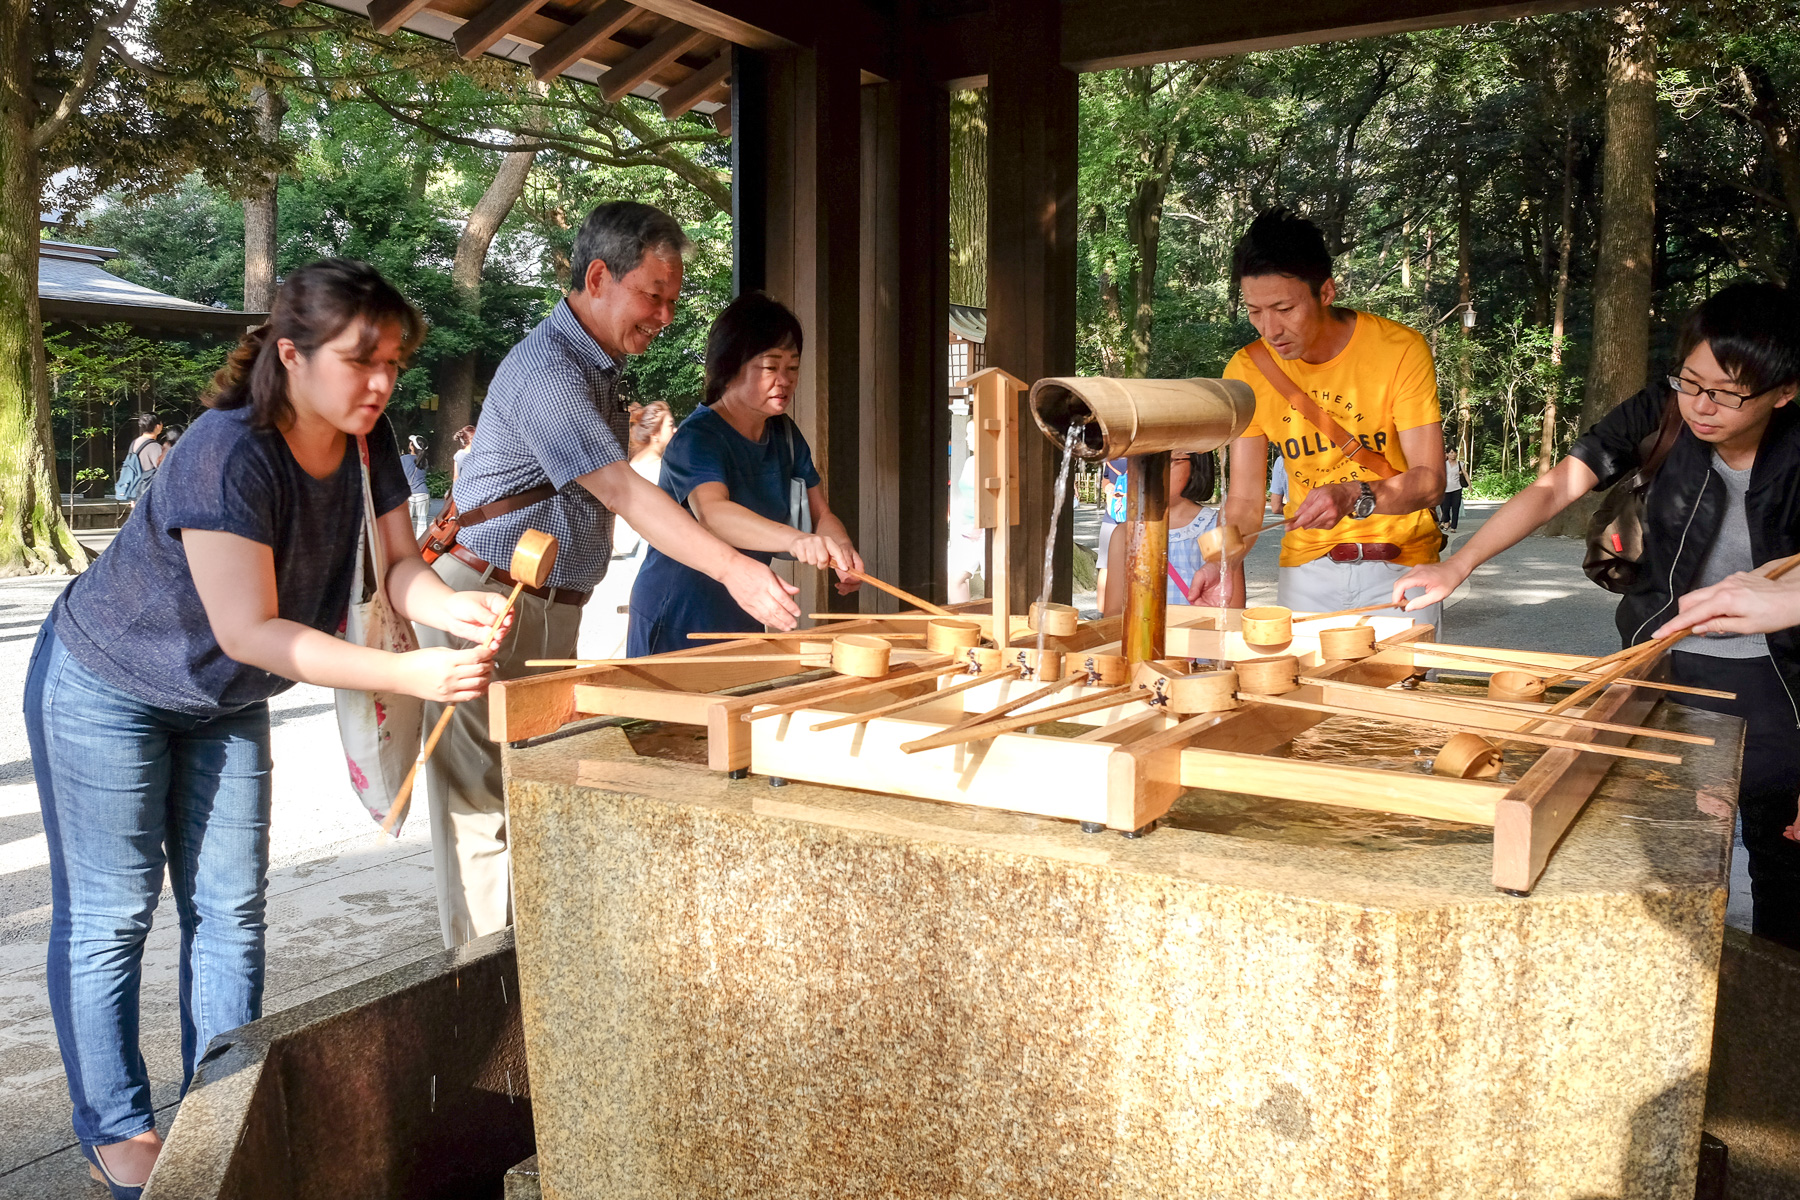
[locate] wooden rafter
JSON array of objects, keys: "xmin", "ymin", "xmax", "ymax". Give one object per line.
[
  {"xmin": 366, "ymin": 0, "xmax": 435, "ymax": 35},
  {"xmin": 454, "ymin": 0, "xmax": 550, "ymax": 59},
  {"xmin": 529, "ymin": 0, "xmax": 640, "ymax": 81},
  {"xmin": 600, "ymin": 19, "xmax": 710, "ymax": 103},
  {"xmin": 658, "ymin": 50, "xmax": 732, "ymax": 118}
]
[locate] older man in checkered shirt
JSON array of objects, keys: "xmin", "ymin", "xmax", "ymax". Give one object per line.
[{"xmin": 418, "ymin": 201, "xmax": 800, "ymax": 948}]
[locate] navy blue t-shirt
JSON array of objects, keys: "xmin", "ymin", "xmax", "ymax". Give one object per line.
[
  {"xmin": 627, "ymin": 406, "xmax": 820, "ymax": 656},
  {"xmin": 51, "ymin": 406, "xmax": 410, "ymax": 715}
]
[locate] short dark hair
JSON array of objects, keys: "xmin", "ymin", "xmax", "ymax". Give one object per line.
[
  {"xmin": 1179, "ymin": 452, "xmax": 1217, "ymax": 505},
  {"xmin": 704, "ymin": 291, "xmax": 804, "ymax": 406},
  {"xmin": 569, "ymin": 201, "xmax": 692, "ymax": 292},
  {"xmin": 1232, "ymin": 208, "xmax": 1333, "ymax": 296},
  {"xmin": 206, "ymin": 259, "xmax": 425, "ymax": 430},
  {"xmin": 1675, "ymin": 281, "xmax": 1800, "ymax": 397},
  {"xmin": 136, "ymin": 412, "xmax": 161, "ymax": 434}
]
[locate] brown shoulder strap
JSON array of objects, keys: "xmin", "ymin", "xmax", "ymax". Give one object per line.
[
  {"xmin": 1244, "ymin": 340, "xmax": 1400, "ymax": 481},
  {"xmin": 458, "ymin": 482, "xmax": 557, "ymax": 528}
]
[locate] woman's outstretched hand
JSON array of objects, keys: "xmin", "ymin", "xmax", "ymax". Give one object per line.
[
  {"xmin": 1654, "ymin": 572, "xmax": 1800, "ymax": 639},
  {"xmin": 720, "ymin": 554, "xmax": 802, "ymax": 629},
  {"xmin": 1389, "ymin": 560, "xmax": 1469, "ymax": 611}
]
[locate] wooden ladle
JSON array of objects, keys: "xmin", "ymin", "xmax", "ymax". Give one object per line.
[{"xmin": 381, "ymin": 529, "xmax": 557, "ymax": 835}]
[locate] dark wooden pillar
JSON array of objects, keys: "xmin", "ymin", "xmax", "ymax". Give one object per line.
[
  {"xmin": 985, "ymin": 0, "xmax": 1078, "ymax": 609},
  {"xmin": 860, "ymin": 79, "xmax": 950, "ymax": 610},
  {"xmin": 732, "ymin": 41, "xmax": 863, "ymax": 616}
]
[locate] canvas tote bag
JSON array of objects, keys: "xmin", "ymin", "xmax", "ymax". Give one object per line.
[{"xmin": 335, "ymin": 434, "xmax": 425, "ymax": 831}]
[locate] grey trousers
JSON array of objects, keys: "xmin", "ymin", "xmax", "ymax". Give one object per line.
[{"xmin": 416, "ymin": 554, "xmax": 584, "ymax": 947}]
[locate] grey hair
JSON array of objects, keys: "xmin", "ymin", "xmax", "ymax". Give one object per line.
[{"xmin": 569, "ymin": 201, "xmax": 692, "ymax": 291}]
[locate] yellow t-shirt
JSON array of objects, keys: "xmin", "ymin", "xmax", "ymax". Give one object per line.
[{"xmin": 1224, "ymin": 310, "xmax": 1442, "ymax": 568}]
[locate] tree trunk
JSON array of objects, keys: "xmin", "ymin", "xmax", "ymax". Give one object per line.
[
  {"xmin": 1579, "ymin": 9, "xmax": 1657, "ymax": 428},
  {"xmin": 0, "ymin": 0, "xmax": 85, "ymax": 576},
  {"xmin": 434, "ymin": 138, "xmax": 538, "ymax": 473},
  {"xmin": 948, "ymin": 88, "xmax": 987, "ymax": 309},
  {"xmin": 1548, "ymin": 8, "xmax": 1655, "ymax": 537},
  {"xmin": 1738, "ymin": 63, "xmax": 1800, "ymax": 244},
  {"xmin": 1539, "ymin": 126, "xmax": 1576, "ymax": 477},
  {"xmin": 1455, "ymin": 160, "xmax": 1474, "ymax": 464},
  {"xmin": 243, "ymin": 84, "xmax": 287, "ymax": 314}
]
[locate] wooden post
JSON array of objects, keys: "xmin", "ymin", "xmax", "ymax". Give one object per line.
[
  {"xmin": 967, "ymin": 367, "xmax": 1026, "ymax": 646},
  {"xmin": 1122, "ymin": 451, "xmax": 1170, "ymax": 667},
  {"xmin": 985, "ymin": 0, "xmax": 1077, "ymax": 612}
]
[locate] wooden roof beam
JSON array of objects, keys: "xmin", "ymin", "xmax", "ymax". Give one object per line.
[
  {"xmin": 454, "ymin": 0, "xmax": 550, "ymax": 60},
  {"xmin": 529, "ymin": 0, "xmax": 639, "ymax": 80},
  {"xmin": 622, "ymin": 0, "xmax": 794, "ymax": 50},
  {"xmin": 657, "ymin": 49, "xmax": 730, "ymax": 119},
  {"xmin": 599, "ymin": 20, "xmax": 709, "ymax": 103},
  {"xmin": 366, "ymin": 0, "xmax": 435, "ymax": 36}
]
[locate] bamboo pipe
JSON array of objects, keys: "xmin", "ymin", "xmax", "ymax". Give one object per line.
[
  {"xmin": 900, "ymin": 684, "xmax": 1140, "ymax": 753},
  {"xmin": 383, "ymin": 529, "xmax": 558, "ymax": 836},
  {"xmin": 808, "ymin": 666, "xmax": 1024, "ymax": 731},
  {"xmin": 1244, "ymin": 694, "xmax": 1682, "ymax": 765},
  {"xmin": 1122, "ymin": 451, "xmax": 1171, "ymax": 669}
]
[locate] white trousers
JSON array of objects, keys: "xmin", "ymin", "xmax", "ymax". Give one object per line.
[{"xmin": 1277, "ymin": 556, "xmax": 1444, "ymax": 638}]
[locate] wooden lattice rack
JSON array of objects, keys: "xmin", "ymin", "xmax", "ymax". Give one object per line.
[{"xmin": 492, "ymin": 603, "xmax": 1681, "ymax": 895}]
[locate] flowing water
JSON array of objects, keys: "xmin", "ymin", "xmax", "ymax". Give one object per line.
[{"xmin": 1035, "ymin": 433, "xmax": 1082, "ymax": 658}]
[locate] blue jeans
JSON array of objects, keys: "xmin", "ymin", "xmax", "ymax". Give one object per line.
[{"xmin": 23, "ymin": 626, "xmax": 272, "ymax": 1148}]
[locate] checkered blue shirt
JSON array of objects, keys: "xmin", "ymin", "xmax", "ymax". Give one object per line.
[{"xmin": 454, "ymin": 300, "xmax": 629, "ymax": 591}]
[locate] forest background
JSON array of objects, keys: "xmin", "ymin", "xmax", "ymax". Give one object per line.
[{"xmin": 16, "ymin": 0, "xmax": 1800, "ymax": 571}]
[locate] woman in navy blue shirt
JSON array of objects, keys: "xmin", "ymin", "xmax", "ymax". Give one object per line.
[
  {"xmin": 628, "ymin": 293, "xmax": 863, "ymax": 655},
  {"xmin": 23, "ymin": 260, "xmax": 507, "ymax": 1197}
]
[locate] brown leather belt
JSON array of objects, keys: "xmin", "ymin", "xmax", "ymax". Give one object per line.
[
  {"xmin": 449, "ymin": 543, "xmax": 590, "ymax": 606},
  {"xmin": 1325, "ymin": 542, "xmax": 1402, "ymax": 563}
]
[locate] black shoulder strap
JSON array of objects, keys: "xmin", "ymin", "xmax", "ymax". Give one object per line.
[{"xmin": 1637, "ymin": 388, "xmax": 1685, "ymax": 484}]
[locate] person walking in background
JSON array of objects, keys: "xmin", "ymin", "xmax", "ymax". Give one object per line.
[
  {"xmin": 114, "ymin": 413, "xmax": 165, "ymax": 504},
  {"xmin": 1220, "ymin": 208, "xmax": 1447, "ymax": 627},
  {"xmin": 583, "ymin": 401, "xmax": 677, "ymax": 658},
  {"xmin": 160, "ymin": 423, "xmax": 183, "ymax": 452},
  {"xmin": 628, "ymin": 291, "xmax": 863, "ymax": 655},
  {"xmin": 1267, "ymin": 452, "xmax": 1289, "ymax": 516},
  {"xmin": 24, "ymin": 260, "xmax": 508, "ymax": 1198},
  {"xmin": 451, "ymin": 424, "xmax": 475, "ymax": 483},
  {"xmin": 949, "ymin": 420, "xmax": 985, "ymax": 604},
  {"xmin": 419, "ymin": 202, "xmax": 800, "ymax": 949},
  {"xmin": 1440, "ymin": 449, "xmax": 1467, "ymax": 530},
  {"xmin": 401, "ymin": 434, "xmax": 431, "ymax": 536},
  {"xmin": 1095, "ymin": 456, "xmax": 1128, "ymax": 603}
]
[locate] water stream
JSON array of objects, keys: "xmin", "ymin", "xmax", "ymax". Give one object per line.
[{"xmin": 1035, "ymin": 433, "xmax": 1081, "ymax": 658}]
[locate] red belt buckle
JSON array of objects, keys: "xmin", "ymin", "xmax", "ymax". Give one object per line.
[{"xmin": 1327, "ymin": 542, "xmax": 1401, "ymax": 563}]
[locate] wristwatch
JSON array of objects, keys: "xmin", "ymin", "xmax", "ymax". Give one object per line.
[{"xmin": 1351, "ymin": 482, "xmax": 1377, "ymax": 520}]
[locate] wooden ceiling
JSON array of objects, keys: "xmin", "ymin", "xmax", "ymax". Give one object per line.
[{"xmin": 292, "ymin": 0, "xmax": 746, "ymax": 131}]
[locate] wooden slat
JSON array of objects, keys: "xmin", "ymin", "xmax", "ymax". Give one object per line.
[
  {"xmin": 600, "ymin": 20, "xmax": 709, "ymax": 102},
  {"xmin": 659, "ymin": 49, "xmax": 731, "ymax": 118},
  {"xmin": 572, "ymin": 684, "xmax": 723, "ymax": 726},
  {"xmin": 1492, "ymin": 673, "xmax": 1662, "ymax": 894},
  {"xmin": 367, "ymin": 0, "xmax": 435, "ymax": 35},
  {"xmin": 752, "ymin": 706, "xmax": 1115, "ymax": 825},
  {"xmin": 1179, "ymin": 748, "xmax": 1506, "ymax": 826},
  {"xmin": 454, "ymin": 0, "xmax": 550, "ymax": 59},
  {"xmin": 1301, "ymin": 676, "xmax": 1713, "ymax": 745},
  {"xmin": 529, "ymin": 0, "xmax": 639, "ymax": 80}
]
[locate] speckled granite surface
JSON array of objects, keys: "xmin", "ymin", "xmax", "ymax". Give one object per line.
[{"xmin": 506, "ymin": 703, "xmax": 1738, "ymax": 1200}]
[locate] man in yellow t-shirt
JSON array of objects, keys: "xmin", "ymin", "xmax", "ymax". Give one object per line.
[{"xmin": 1220, "ymin": 209, "xmax": 1447, "ymax": 628}]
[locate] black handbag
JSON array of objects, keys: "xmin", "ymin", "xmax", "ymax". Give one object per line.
[{"xmin": 1582, "ymin": 393, "xmax": 1684, "ymax": 594}]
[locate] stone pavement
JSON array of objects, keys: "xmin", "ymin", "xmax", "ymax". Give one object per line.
[{"xmin": 0, "ymin": 502, "xmax": 1754, "ymax": 1198}]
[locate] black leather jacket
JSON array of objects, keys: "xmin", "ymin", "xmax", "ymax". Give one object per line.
[{"xmin": 1566, "ymin": 381, "xmax": 1800, "ymax": 692}]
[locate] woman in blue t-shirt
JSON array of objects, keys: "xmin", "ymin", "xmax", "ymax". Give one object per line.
[
  {"xmin": 628, "ymin": 292, "xmax": 863, "ymax": 656},
  {"xmin": 23, "ymin": 260, "xmax": 508, "ymax": 1198}
]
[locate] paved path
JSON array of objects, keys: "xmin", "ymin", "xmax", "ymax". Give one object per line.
[{"xmin": 0, "ymin": 506, "xmax": 1751, "ymax": 1197}]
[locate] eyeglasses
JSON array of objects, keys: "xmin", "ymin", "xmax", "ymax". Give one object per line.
[{"xmin": 1667, "ymin": 374, "xmax": 1759, "ymax": 410}]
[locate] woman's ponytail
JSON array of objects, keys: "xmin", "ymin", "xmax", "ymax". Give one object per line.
[{"xmin": 206, "ymin": 323, "xmax": 275, "ymax": 413}]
